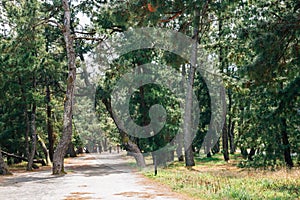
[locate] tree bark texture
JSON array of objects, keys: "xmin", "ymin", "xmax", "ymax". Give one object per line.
[
  {"xmin": 222, "ymin": 118, "xmax": 229, "ymax": 162},
  {"xmin": 27, "ymin": 76, "xmax": 37, "ymax": 171},
  {"xmin": 176, "ymin": 65, "xmax": 186, "ymax": 162},
  {"xmin": 183, "ymin": 5, "xmax": 201, "ymax": 167},
  {"xmin": 53, "ymin": 0, "xmax": 76, "ymax": 174},
  {"xmin": 46, "ymin": 84, "xmax": 54, "ymax": 162}
]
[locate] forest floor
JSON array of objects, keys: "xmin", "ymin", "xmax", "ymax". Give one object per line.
[{"xmin": 0, "ymin": 152, "xmax": 192, "ymax": 200}]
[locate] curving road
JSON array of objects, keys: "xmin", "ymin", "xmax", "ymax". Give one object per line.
[{"xmin": 0, "ymin": 153, "xmax": 188, "ymax": 200}]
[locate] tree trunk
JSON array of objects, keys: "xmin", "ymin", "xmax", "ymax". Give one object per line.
[
  {"xmin": 183, "ymin": 60, "xmax": 196, "ymax": 166},
  {"xmin": 212, "ymin": 139, "xmax": 220, "ymax": 154},
  {"xmin": 0, "ymin": 148, "xmax": 12, "ymax": 175},
  {"xmin": 281, "ymin": 118, "xmax": 293, "ymax": 168},
  {"xmin": 103, "ymin": 138, "xmax": 108, "ymax": 152},
  {"xmin": 229, "ymin": 121, "xmax": 236, "ymax": 154},
  {"xmin": 240, "ymin": 147, "xmax": 248, "ymax": 159},
  {"xmin": 227, "ymin": 89, "xmax": 236, "ymax": 154},
  {"xmin": 27, "ymin": 97, "xmax": 37, "ymax": 171},
  {"xmin": 176, "ymin": 142, "xmax": 184, "ymax": 162},
  {"xmin": 46, "ymin": 84, "xmax": 54, "ymax": 162},
  {"xmin": 238, "ymin": 106, "xmax": 246, "ymax": 158},
  {"xmin": 25, "ymin": 110, "xmax": 30, "ymax": 160},
  {"xmin": 66, "ymin": 143, "xmax": 77, "ymax": 157},
  {"xmin": 218, "ymin": 10, "xmax": 229, "ymax": 162},
  {"xmin": 45, "ymin": 25, "xmax": 54, "ymax": 162},
  {"xmin": 222, "ymin": 119, "xmax": 229, "ymax": 162},
  {"xmin": 176, "ymin": 65, "xmax": 185, "ymax": 162},
  {"xmin": 125, "ymin": 139, "xmax": 146, "ymax": 167},
  {"xmin": 53, "ymin": 0, "xmax": 76, "ymax": 175},
  {"xmin": 37, "ymin": 134, "xmax": 51, "ymax": 165},
  {"xmin": 100, "ymin": 95, "xmax": 145, "ymax": 167},
  {"xmin": 18, "ymin": 77, "xmax": 30, "ymax": 160},
  {"xmin": 184, "ymin": 5, "xmax": 200, "ymax": 167}
]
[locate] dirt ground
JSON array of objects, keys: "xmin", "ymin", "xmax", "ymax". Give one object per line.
[{"xmin": 0, "ymin": 152, "xmax": 192, "ymax": 200}]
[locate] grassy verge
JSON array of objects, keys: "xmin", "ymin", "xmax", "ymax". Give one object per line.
[{"xmin": 140, "ymin": 153, "xmax": 300, "ymax": 200}]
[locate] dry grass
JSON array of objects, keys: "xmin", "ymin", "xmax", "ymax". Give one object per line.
[{"xmin": 140, "ymin": 154, "xmax": 300, "ymax": 200}]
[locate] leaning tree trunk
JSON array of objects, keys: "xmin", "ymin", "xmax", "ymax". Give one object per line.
[
  {"xmin": 37, "ymin": 134, "xmax": 51, "ymax": 165},
  {"xmin": 100, "ymin": 95, "xmax": 145, "ymax": 167},
  {"xmin": 52, "ymin": 0, "xmax": 76, "ymax": 175},
  {"xmin": 0, "ymin": 148, "xmax": 12, "ymax": 175}
]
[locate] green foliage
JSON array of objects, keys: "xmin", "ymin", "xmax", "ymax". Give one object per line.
[
  {"xmin": 0, "ymin": 0, "xmax": 299, "ymax": 170},
  {"xmin": 0, "ymin": 0, "xmax": 66, "ymax": 160}
]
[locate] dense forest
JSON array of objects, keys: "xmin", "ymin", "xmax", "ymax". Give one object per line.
[{"xmin": 0, "ymin": 0, "xmax": 299, "ymax": 175}]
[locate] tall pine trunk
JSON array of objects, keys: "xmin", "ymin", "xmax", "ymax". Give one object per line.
[
  {"xmin": 183, "ymin": 61, "xmax": 196, "ymax": 166},
  {"xmin": 183, "ymin": 4, "xmax": 201, "ymax": 167},
  {"xmin": 281, "ymin": 118, "xmax": 293, "ymax": 168},
  {"xmin": 19, "ymin": 77, "xmax": 30, "ymax": 160},
  {"xmin": 176, "ymin": 65, "xmax": 186, "ymax": 162},
  {"xmin": 46, "ymin": 84, "xmax": 54, "ymax": 162},
  {"xmin": 27, "ymin": 76, "xmax": 37, "ymax": 171},
  {"xmin": 222, "ymin": 118, "xmax": 229, "ymax": 162},
  {"xmin": 229, "ymin": 121, "xmax": 236, "ymax": 154},
  {"xmin": 219, "ymin": 9, "xmax": 229, "ymax": 162},
  {"xmin": 52, "ymin": 0, "xmax": 76, "ymax": 174},
  {"xmin": 227, "ymin": 91, "xmax": 236, "ymax": 154}
]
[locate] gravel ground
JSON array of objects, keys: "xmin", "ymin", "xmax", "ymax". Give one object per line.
[{"xmin": 0, "ymin": 152, "xmax": 187, "ymax": 200}]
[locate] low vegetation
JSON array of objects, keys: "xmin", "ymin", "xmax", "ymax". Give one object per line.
[{"xmin": 142, "ymin": 153, "xmax": 300, "ymax": 200}]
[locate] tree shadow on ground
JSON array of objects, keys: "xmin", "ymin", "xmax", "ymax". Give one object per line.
[{"xmin": 0, "ymin": 155, "xmax": 131, "ymax": 186}]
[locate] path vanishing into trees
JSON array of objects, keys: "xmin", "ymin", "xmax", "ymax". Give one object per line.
[{"xmin": 0, "ymin": 153, "xmax": 190, "ymax": 200}]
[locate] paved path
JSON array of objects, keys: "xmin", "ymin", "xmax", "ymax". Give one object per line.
[{"xmin": 0, "ymin": 153, "xmax": 185, "ymax": 200}]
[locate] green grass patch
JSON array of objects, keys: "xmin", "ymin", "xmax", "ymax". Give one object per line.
[
  {"xmin": 141, "ymin": 153, "xmax": 300, "ymax": 200},
  {"xmin": 144, "ymin": 168, "xmax": 300, "ymax": 200}
]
